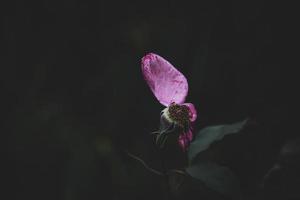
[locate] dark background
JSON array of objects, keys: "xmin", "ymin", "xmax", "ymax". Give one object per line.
[{"xmin": 1, "ymin": 0, "xmax": 299, "ymax": 200}]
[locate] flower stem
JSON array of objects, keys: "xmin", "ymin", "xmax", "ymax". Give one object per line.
[
  {"xmin": 159, "ymin": 148, "xmax": 172, "ymax": 200},
  {"xmin": 125, "ymin": 151, "xmax": 164, "ymax": 176}
]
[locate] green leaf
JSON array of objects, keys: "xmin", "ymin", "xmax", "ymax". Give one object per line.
[
  {"xmin": 186, "ymin": 162, "xmax": 241, "ymax": 199},
  {"xmin": 188, "ymin": 119, "xmax": 248, "ymax": 163}
]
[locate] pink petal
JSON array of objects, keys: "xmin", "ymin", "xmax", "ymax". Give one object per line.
[
  {"xmin": 186, "ymin": 129, "xmax": 193, "ymax": 141},
  {"xmin": 141, "ymin": 53, "xmax": 188, "ymax": 106},
  {"xmin": 178, "ymin": 129, "xmax": 193, "ymax": 151},
  {"xmin": 178, "ymin": 135, "xmax": 187, "ymax": 151},
  {"xmin": 183, "ymin": 103, "xmax": 197, "ymax": 122}
]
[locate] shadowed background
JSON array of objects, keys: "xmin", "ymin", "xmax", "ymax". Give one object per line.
[{"xmin": 1, "ymin": 0, "xmax": 299, "ymax": 200}]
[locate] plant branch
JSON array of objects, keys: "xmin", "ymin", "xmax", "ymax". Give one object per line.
[{"xmin": 125, "ymin": 151, "xmax": 164, "ymax": 176}]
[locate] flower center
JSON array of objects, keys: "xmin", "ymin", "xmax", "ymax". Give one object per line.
[{"xmin": 167, "ymin": 103, "xmax": 190, "ymax": 127}]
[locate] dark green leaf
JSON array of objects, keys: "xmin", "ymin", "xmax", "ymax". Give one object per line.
[
  {"xmin": 186, "ymin": 162, "xmax": 241, "ymax": 199},
  {"xmin": 188, "ymin": 119, "xmax": 248, "ymax": 163}
]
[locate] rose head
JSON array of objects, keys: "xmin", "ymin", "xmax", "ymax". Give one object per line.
[{"xmin": 141, "ymin": 53, "xmax": 197, "ymax": 151}]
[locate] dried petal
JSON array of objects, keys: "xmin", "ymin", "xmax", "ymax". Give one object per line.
[{"xmin": 141, "ymin": 53, "xmax": 188, "ymax": 106}]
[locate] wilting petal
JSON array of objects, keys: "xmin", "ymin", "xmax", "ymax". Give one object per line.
[
  {"xmin": 183, "ymin": 103, "xmax": 197, "ymax": 122},
  {"xmin": 178, "ymin": 135, "xmax": 187, "ymax": 151},
  {"xmin": 178, "ymin": 129, "xmax": 193, "ymax": 151},
  {"xmin": 141, "ymin": 53, "xmax": 188, "ymax": 106},
  {"xmin": 186, "ymin": 129, "xmax": 193, "ymax": 141}
]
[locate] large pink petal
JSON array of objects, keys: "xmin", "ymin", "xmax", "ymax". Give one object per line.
[
  {"xmin": 141, "ymin": 53, "xmax": 188, "ymax": 106},
  {"xmin": 183, "ymin": 103, "xmax": 197, "ymax": 122}
]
